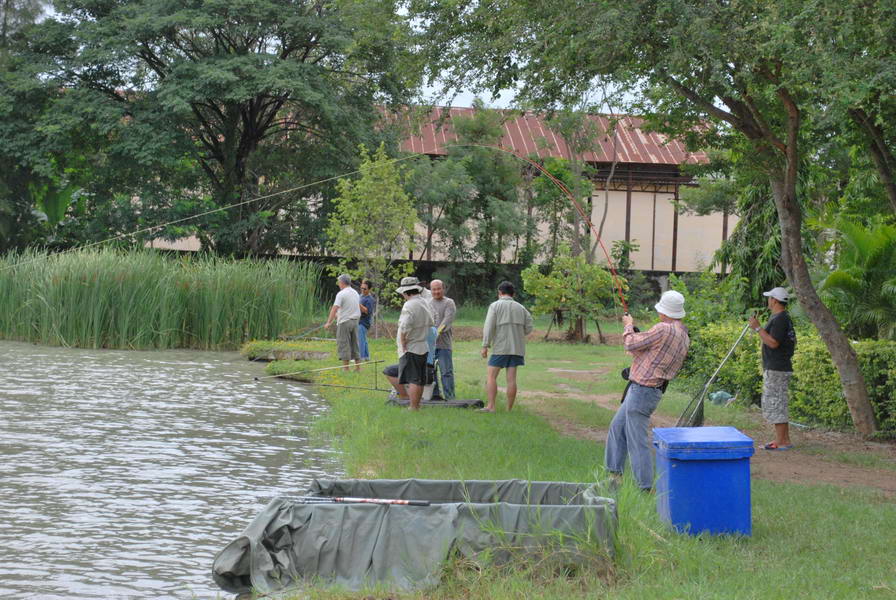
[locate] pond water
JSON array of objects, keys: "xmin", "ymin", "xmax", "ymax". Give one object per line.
[{"xmin": 0, "ymin": 341, "xmax": 342, "ymax": 599}]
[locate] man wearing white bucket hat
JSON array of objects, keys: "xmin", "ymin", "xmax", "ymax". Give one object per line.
[
  {"xmin": 749, "ymin": 287, "xmax": 797, "ymax": 450},
  {"xmin": 605, "ymin": 290, "xmax": 690, "ymax": 491}
]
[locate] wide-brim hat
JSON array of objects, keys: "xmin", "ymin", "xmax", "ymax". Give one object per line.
[
  {"xmin": 655, "ymin": 290, "xmax": 686, "ymax": 319},
  {"xmin": 396, "ymin": 276, "xmax": 423, "ymax": 294},
  {"xmin": 763, "ymin": 287, "xmax": 790, "ymax": 302}
]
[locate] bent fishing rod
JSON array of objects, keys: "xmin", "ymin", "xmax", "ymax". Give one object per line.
[{"xmin": 448, "ymin": 143, "xmax": 630, "ymax": 314}]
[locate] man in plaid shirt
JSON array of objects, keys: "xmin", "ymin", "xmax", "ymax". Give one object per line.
[{"xmin": 605, "ymin": 290, "xmax": 690, "ymax": 491}]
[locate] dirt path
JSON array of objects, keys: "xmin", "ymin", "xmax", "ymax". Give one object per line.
[{"xmin": 508, "ymin": 384, "xmax": 896, "ymax": 499}]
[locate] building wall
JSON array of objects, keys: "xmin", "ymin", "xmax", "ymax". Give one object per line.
[
  {"xmin": 147, "ymin": 185, "xmax": 737, "ymax": 273},
  {"xmin": 589, "ymin": 188, "xmax": 736, "ymax": 272}
]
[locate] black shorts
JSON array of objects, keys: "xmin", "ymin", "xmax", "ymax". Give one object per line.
[
  {"xmin": 383, "ymin": 363, "xmax": 399, "ymax": 378},
  {"xmin": 398, "ymin": 352, "xmax": 428, "ymax": 385}
]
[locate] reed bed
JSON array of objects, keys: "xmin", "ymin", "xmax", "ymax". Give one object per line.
[{"xmin": 0, "ymin": 249, "xmax": 323, "ymax": 350}]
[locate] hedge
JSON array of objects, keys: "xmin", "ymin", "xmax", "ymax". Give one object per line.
[
  {"xmin": 791, "ymin": 338, "xmax": 896, "ymax": 433},
  {"xmin": 681, "ymin": 321, "xmax": 896, "ymax": 433}
]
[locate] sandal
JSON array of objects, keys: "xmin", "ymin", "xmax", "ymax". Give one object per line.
[{"xmin": 763, "ymin": 442, "xmax": 793, "ymax": 451}]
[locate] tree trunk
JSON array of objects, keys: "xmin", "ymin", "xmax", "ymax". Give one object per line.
[
  {"xmin": 768, "ymin": 174, "xmax": 877, "ymax": 435},
  {"xmin": 849, "ymin": 108, "xmax": 896, "ymax": 215}
]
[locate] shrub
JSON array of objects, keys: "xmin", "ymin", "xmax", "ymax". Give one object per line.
[
  {"xmin": 678, "ymin": 321, "xmax": 763, "ymax": 403},
  {"xmin": 792, "ymin": 338, "xmax": 896, "ymax": 433},
  {"xmin": 682, "ymin": 321, "xmax": 896, "ymax": 433}
]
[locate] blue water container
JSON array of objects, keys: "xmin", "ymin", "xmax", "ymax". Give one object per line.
[{"xmin": 652, "ymin": 426, "xmax": 755, "ymax": 536}]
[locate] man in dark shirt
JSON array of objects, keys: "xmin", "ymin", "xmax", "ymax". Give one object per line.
[
  {"xmin": 748, "ymin": 287, "xmax": 797, "ymax": 450},
  {"xmin": 358, "ymin": 280, "xmax": 376, "ymax": 362}
]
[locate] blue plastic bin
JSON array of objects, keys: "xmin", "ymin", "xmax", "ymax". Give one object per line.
[{"xmin": 653, "ymin": 426, "xmax": 755, "ymax": 536}]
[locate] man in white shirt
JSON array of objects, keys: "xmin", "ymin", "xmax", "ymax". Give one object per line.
[{"xmin": 324, "ymin": 273, "xmax": 362, "ymax": 372}]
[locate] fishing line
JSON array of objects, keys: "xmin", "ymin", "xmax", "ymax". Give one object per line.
[
  {"xmin": 8, "ymin": 137, "xmax": 630, "ymax": 315},
  {"xmin": 1, "ymin": 153, "xmax": 424, "ymax": 272},
  {"xmin": 253, "ymin": 359, "xmax": 384, "ymax": 381},
  {"xmin": 448, "ymin": 143, "xmax": 629, "ymax": 313}
]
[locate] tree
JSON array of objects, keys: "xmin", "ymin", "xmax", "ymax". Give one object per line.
[
  {"xmin": 326, "ymin": 143, "xmax": 415, "ymax": 291},
  {"xmin": 0, "ymin": 0, "xmax": 43, "ymax": 50},
  {"xmin": 405, "ymin": 155, "xmax": 476, "ymax": 261},
  {"xmin": 821, "ymin": 220, "xmax": 896, "ymax": 341},
  {"xmin": 448, "ymin": 99, "xmax": 523, "ymax": 264},
  {"xmin": 410, "ymin": 0, "xmax": 879, "ymax": 434},
  {"xmin": 521, "ymin": 245, "xmax": 621, "ymax": 342},
  {"xmin": 34, "ymin": 0, "xmax": 420, "ymax": 254}
]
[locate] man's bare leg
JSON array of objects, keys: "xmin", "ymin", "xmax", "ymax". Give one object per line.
[
  {"xmin": 341, "ymin": 360, "xmax": 350, "ymax": 372},
  {"xmin": 505, "ymin": 367, "xmax": 518, "ymax": 411},
  {"xmin": 354, "ymin": 359, "xmax": 362, "ymax": 372},
  {"xmin": 385, "ymin": 375, "xmax": 408, "ymax": 399},
  {"xmin": 775, "ymin": 422, "xmax": 792, "ymax": 447},
  {"xmin": 484, "ymin": 366, "xmax": 501, "ymax": 412},
  {"xmin": 408, "ymin": 383, "xmax": 424, "ymax": 410}
]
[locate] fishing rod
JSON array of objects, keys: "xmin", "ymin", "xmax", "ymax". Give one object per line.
[
  {"xmin": 281, "ymin": 323, "xmax": 327, "ymax": 341},
  {"xmin": 284, "ymin": 496, "xmax": 431, "ymax": 506},
  {"xmin": 254, "ymin": 359, "xmax": 384, "ymax": 381},
  {"xmin": 677, "ymin": 323, "xmax": 752, "ymax": 427}
]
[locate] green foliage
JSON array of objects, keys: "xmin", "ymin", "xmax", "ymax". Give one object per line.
[
  {"xmin": 241, "ymin": 339, "xmax": 333, "ymax": 360},
  {"xmin": 405, "ymin": 154, "xmax": 477, "ymax": 261},
  {"xmin": 791, "ymin": 338, "xmax": 896, "ymax": 433},
  {"xmin": 677, "ymin": 320, "xmax": 763, "ymax": 404},
  {"xmin": 668, "ymin": 272, "xmax": 748, "ymax": 332},
  {"xmin": 521, "ymin": 245, "xmax": 622, "ymax": 338},
  {"xmin": 448, "ymin": 99, "xmax": 524, "ymax": 264},
  {"xmin": 610, "ymin": 239, "xmax": 639, "ymax": 271},
  {"xmin": 820, "ymin": 219, "xmax": 896, "ymax": 340},
  {"xmin": 326, "ymin": 143, "xmax": 415, "ymax": 290},
  {"xmin": 0, "ymin": 249, "xmax": 322, "ymax": 349},
  {"xmin": 30, "ymin": 0, "xmax": 420, "ymax": 254}
]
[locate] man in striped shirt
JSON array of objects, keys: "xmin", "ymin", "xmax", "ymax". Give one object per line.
[{"xmin": 605, "ymin": 290, "xmax": 690, "ymax": 491}]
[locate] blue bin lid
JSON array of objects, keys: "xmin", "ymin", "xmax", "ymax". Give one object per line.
[{"xmin": 653, "ymin": 426, "xmax": 754, "ymax": 451}]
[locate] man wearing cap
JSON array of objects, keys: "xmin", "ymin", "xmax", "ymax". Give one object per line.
[
  {"xmin": 324, "ymin": 274, "xmax": 362, "ymax": 372},
  {"xmin": 394, "ymin": 276, "xmax": 435, "ymax": 410},
  {"xmin": 480, "ymin": 281, "xmax": 534, "ymax": 413},
  {"xmin": 605, "ymin": 290, "xmax": 690, "ymax": 491},
  {"xmin": 749, "ymin": 287, "xmax": 797, "ymax": 450}
]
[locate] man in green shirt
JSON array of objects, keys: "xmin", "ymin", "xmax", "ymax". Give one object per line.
[{"xmin": 480, "ymin": 281, "xmax": 534, "ymax": 412}]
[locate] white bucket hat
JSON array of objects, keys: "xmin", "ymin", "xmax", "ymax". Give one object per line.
[
  {"xmin": 395, "ymin": 276, "xmax": 423, "ymax": 294},
  {"xmin": 655, "ymin": 290, "xmax": 686, "ymax": 319},
  {"xmin": 763, "ymin": 287, "xmax": 790, "ymax": 302}
]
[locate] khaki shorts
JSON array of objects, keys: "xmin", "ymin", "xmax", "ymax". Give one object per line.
[
  {"xmin": 336, "ymin": 319, "xmax": 360, "ymax": 361},
  {"xmin": 762, "ymin": 369, "xmax": 792, "ymax": 424}
]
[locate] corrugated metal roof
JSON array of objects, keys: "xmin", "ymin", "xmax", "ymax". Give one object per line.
[{"xmin": 396, "ymin": 107, "xmax": 707, "ymax": 166}]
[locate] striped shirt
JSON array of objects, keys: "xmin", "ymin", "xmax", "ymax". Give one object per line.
[{"xmin": 624, "ymin": 321, "xmax": 690, "ymax": 388}]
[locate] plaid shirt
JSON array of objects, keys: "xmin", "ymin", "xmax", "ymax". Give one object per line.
[{"xmin": 624, "ymin": 321, "xmax": 690, "ymax": 388}]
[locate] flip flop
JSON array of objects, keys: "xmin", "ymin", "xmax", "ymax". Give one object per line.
[
  {"xmin": 476, "ymin": 407, "xmax": 495, "ymax": 413},
  {"xmin": 763, "ymin": 442, "xmax": 793, "ymax": 451}
]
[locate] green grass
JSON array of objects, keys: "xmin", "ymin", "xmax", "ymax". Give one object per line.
[
  {"xmin": 260, "ymin": 337, "xmax": 896, "ymax": 599},
  {"xmin": 0, "ymin": 248, "xmax": 323, "ymax": 350}
]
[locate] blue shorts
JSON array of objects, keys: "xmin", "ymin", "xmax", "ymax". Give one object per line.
[{"xmin": 488, "ymin": 354, "xmax": 525, "ymax": 368}]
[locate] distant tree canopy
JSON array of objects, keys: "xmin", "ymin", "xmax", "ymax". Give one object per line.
[{"xmin": 12, "ymin": 0, "xmax": 420, "ymax": 254}]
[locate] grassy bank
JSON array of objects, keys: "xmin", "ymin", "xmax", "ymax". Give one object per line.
[
  {"xmin": 0, "ymin": 249, "xmax": 322, "ymax": 350},
  {"xmin": 261, "ymin": 338, "xmax": 896, "ymax": 599}
]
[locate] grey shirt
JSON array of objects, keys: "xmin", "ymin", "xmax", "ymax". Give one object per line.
[
  {"xmin": 397, "ymin": 295, "xmax": 434, "ymax": 357},
  {"xmin": 482, "ymin": 296, "xmax": 534, "ymax": 356},
  {"xmin": 429, "ymin": 297, "xmax": 456, "ymax": 349}
]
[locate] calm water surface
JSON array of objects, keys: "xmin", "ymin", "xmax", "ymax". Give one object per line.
[{"xmin": 0, "ymin": 341, "xmax": 342, "ymax": 599}]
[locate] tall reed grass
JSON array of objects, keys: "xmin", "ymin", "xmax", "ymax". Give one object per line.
[{"xmin": 0, "ymin": 249, "xmax": 323, "ymax": 350}]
